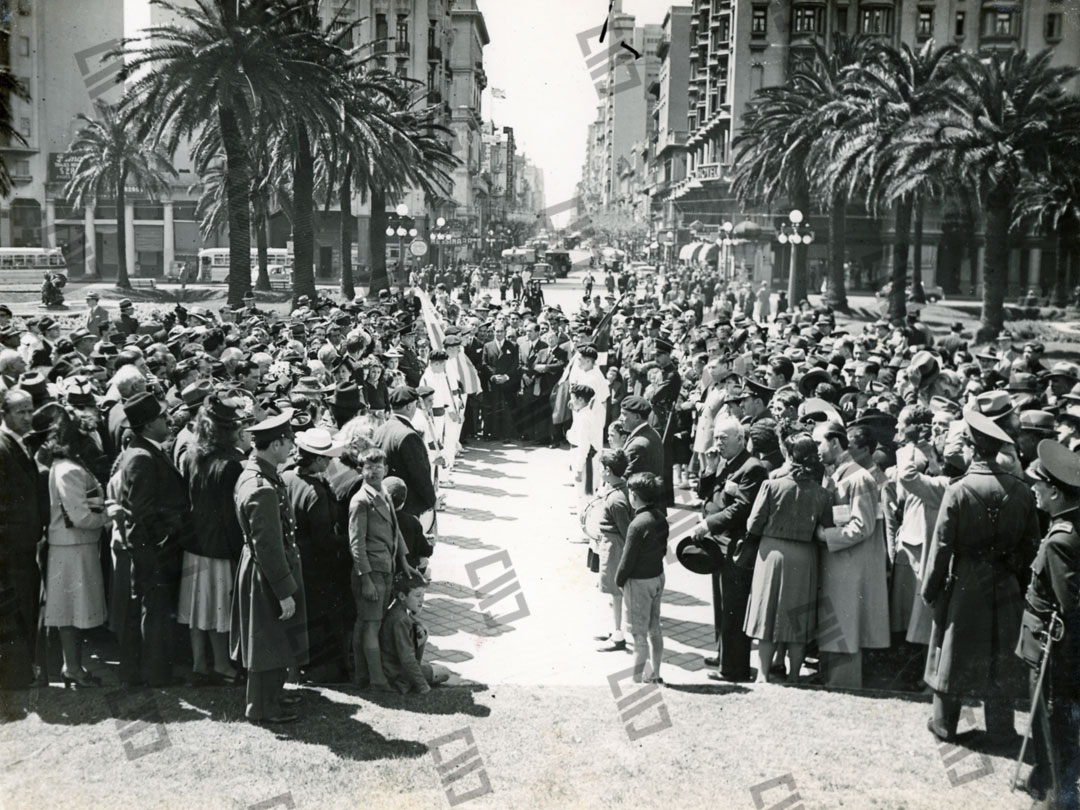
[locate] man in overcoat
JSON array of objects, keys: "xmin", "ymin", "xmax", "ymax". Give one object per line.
[
  {"xmin": 922, "ymin": 411, "xmax": 1041, "ymax": 742},
  {"xmin": 620, "ymin": 396, "xmax": 664, "ymax": 479},
  {"xmin": 693, "ymin": 416, "xmax": 767, "ymax": 682},
  {"xmin": 373, "ymin": 387, "xmax": 436, "ymax": 519},
  {"xmin": 231, "ymin": 410, "xmax": 308, "ymax": 725}
]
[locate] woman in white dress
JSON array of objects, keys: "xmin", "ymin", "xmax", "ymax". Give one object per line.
[{"xmin": 43, "ymin": 407, "xmax": 114, "ymax": 688}]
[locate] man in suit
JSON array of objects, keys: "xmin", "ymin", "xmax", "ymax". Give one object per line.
[
  {"xmin": 528, "ymin": 325, "xmax": 566, "ymax": 445},
  {"xmin": 619, "ymin": 396, "xmax": 664, "ymax": 478},
  {"xmin": 480, "ymin": 323, "xmax": 521, "ymax": 441},
  {"xmin": 517, "ymin": 321, "xmax": 549, "ymax": 442},
  {"xmin": 111, "ymin": 392, "xmax": 190, "ymax": 686},
  {"xmin": 84, "ymin": 291, "xmax": 110, "ymax": 337},
  {"xmin": 0, "ymin": 389, "xmax": 45, "ymax": 689},
  {"xmin": 373, "ymin": 386, "xmax": 436, "ymax": 519},
  {"xmin": 693, "ymin": 416, "xmax": 767, "ymax": 682},
  {"xmin": 649, "ymin": 338, "xmax": 682, "ymax": 507},
  {"xmin": 114, "ymin": 299, "xmax": 140, "ymax": 337}
]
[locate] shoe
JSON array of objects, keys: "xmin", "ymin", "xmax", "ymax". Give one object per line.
[
  {"xmin": 250, "ymin": 713, "xmax": 299, "ymax": 726},
  {"xmin": 278, "ymin": 694, "xmax": 303, "ymax": 708},
  {"xmin": 596, "ymin": 639, "xmax": 627, "ymax": 652},
  {"xmin": 706, "ymin": 671, "xmax": 752, "ymax": 684},
  {"xmin": 594, "ymin": 633, "xmax": 612, "ymax": 642},
  {"xmin": 644, "ymin": 676, "xmax": 665, "ymax": 686},
  {"xmin": 703, "ymin": 656, "xmax": 720, "ymax": 667},
  {"xmin": 769, "ymin": 663, "xmax": 788, "ymax": 679},
  {"xmin": 61, "ymin": 670, "xmax": 100, "ymax": 689},
  {"xmin": 926, "ymin": 717, "xmax": 957, "ymax": 743}
]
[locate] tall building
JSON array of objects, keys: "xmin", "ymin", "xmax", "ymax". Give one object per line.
[
  {"xmin": 0, "ymin": 0, "xmax": 493, "ymax": 281},
  {"xmin": 646, "ymin": 0, "xmax": 1080, "ymax": 295}
]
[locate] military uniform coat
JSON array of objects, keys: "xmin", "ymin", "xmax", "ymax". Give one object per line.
[
  {"xmin": 230, "ymin": 455, "xmax": 308, "ymax": 673},
  {"xmin": 922, "ymin": 460, "xmax": 1041, "ymax": 697}
]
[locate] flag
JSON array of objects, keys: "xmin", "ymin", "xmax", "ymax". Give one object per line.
[
  {"xmin": 490, "ymin": 87, "xmax": 507, "ymax": 99},
  {"xmin": 414, "ymin": 286, "xmax": 482, "ymax": 395},
  {"xmin": 414, "ymin": 287, "xmax": 446, "ymax": 351}
]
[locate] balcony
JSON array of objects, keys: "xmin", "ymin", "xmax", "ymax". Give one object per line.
[
  {"xmin": 374, "ymin": 39, "xmax": 388, "ymax": 55},
  {"xmin": 428, "ymin": 89, "xmax": 442, "ymax": 103},
  {"xmin": 396, "ymin": 39, "xmax": 410, "ymax": 54},
  {"xmin": 428, "ymin": 45, "xmax": 442, "ymax": 62}
]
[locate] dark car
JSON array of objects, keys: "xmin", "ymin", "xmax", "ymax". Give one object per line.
[{"xmin": 544, "ymin": 250, "xmax": 572, "ymax": 278}]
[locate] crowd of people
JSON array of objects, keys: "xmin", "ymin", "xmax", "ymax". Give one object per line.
[{"xmin": 0, "ymin": 256, "xmax": 1077, "ymax": 805}]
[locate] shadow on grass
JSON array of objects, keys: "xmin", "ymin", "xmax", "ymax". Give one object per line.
[{"xmin": 338, "ymin": 683, "xmax": 493, "ymax": 720}]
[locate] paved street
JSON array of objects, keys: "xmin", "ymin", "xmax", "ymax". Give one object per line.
[{"xmin": 423, "ymin": 438, "xmax": 715, "ymax": 688}]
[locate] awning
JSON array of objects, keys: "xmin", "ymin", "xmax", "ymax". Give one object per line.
[
  {"xmin": 703, "ymin": 243, "xmax": 720, "ymax": 264},
  {"xmin": 678, "ymin": 242, "xmax": 702, "ymax": 261}
]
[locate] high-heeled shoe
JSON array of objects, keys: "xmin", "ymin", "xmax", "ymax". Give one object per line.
[{"xmin": 61, "ymin": 669, "xmax": 100, "ymax": 689}]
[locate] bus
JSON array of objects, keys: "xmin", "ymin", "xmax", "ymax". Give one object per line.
[
  {"xmin": 0, "ymin": 247, "xmax": 68, "ymax": 285},
  {"xmin": 196, "ymin": 247, "xmax": 292, "ymax": 284}
]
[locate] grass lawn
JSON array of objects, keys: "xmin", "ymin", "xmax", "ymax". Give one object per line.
[{"xmin": 0, "ymin": 678, "xmax": 1034, "ymax": 810}]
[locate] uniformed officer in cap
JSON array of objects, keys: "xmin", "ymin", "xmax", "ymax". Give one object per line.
[
  {"xmin": 1019, "ymin": 439, "xmax": 1080, "ymax": 808},
  {"xmin": 922, "ymin": 410, "xmax": 1042, "ymax": 743},
  {"xmin": 230, "ymin": 410, "xmax": 309, "ymax": 725}
]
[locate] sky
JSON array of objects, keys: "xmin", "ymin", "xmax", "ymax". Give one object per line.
[{"xmin": 478, "ymin": 0, "xmax": 676, "ymax": 228}]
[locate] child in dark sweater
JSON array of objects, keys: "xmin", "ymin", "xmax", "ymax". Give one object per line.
[{"xmin": 379, "ymin": 572, "xmax": 450, "ymax": 694}]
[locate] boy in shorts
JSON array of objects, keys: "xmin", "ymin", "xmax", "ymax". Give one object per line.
[
  {"xmin": 616, "ymin": 472, "xmax": 669, "ymax": 684},
  {"xmin": 348, "ymin": 447, "xmax": 413, "ymax": 690},
  {"xmin": 379, "ymin": 572, "xmax": 450, "ymax": 694}
]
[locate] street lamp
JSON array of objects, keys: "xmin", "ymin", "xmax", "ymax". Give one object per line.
[
  {"xmin": 777, "ymin": 209, "xmax": 814, "ymax": 304},
  {"xmin": 666, "ymin": 229, "xmax": 674, "ymax": 269},
  {"xmin": 434, "ymin": 216, "xmax": 448, "ymax": 272},
  {"xmin": 720, "ymin": 220, "xmax": 733, "ymax": 280}
]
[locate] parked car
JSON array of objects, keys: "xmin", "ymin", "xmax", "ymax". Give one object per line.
[{"xmin": 878, "ymin": 280, "xmax": 944, "ymax": 303}]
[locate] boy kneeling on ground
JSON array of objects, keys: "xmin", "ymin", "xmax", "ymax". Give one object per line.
[{"xmin": 379, "ymin": 572, "xmax": 450, "ymax": 694}]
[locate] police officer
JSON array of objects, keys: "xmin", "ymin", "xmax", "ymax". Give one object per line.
[
  {"xmin": 1020, "ymin": 439, "xmax": 1080, "ymax": 809},
  {"xmin": 230, "ymin": 410, "xmax": 309, "ymax": 725}
]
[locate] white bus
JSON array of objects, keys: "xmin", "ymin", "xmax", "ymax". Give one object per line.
[
  {"xmin": 196, "ymin": 247, "xmax": 293, "ymax": 284},
  {"xmin": 0, "ymin": 247, "xmax": 68, "ymax": 284}
]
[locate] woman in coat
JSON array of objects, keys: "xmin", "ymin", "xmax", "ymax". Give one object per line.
[
  {"xmin": 180, "ymin": 394, "xmax": 251, "ymax": 685},
  {"xmin": 921, "ymin": 412, "xmax": 1041, "ymax": 742},
  {"xmin": 743, "ymin": 432, "xmax": 832, "ymax": 683},
  {"xmin": 43, "ymin": 407, "xmax": 113, "ymax": 688}
]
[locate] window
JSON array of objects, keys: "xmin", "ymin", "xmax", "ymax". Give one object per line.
[
  {"xmin": 751, "ymin": 7, "xmax": 767, "ymax": 36},
  {"xmin": 17, "ymin": 36, "xmax": 28, "ymax": 57},
  {"xmin": 859, "ymin": 7, "xmax": 893, "ymax": 35},
  {"xmin": 718, "ymin": 16, "xmax": 730, "ymax": 42},
  {"xmin": 18, "ymin": 116, "xmax": 28, "ymax": 136},
  {"xmin": 1046, "ymin": 12, "xmax": 1063, "ymax": 41},
  {"xmin": 396, "ymin": 14, "xmax": 408, "ymax": 46},
  {"xmin": 836, "ymin": 7, "xmax": 848, "ymax": 32},
  {"xmin": 375, "ymin": 13, "xmax": 388, "ymax": 40},
  {"xmin": 428, "ymin": 20, "xmax": 436, "ymax": 50},
  {"xmin": 794, "ymin": 7, "xmax": 823, "ymax": 33},
  {"xmin": 955, "ymin": 11, "xmax": 966, "ymax": 37},
  {"xmin": 13, "ymin": 159, "xmax": 28, "ymax": 176},
  {"xmin": 133, "ymin": 203, "xmax": 164, "ymax": 220},
  {"xmin": 985, "ymin": 9, "xmax": 1017, "ymax": 37},
  {"xmin": 917, "ymin": 8, "xmax": 933, "ymax": 38}
]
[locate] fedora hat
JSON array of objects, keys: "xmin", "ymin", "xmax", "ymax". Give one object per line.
[
  {"xmin": 327, "ymin": 382, "xmax": 363, "ymax": 410},
  {"xmin": 295, "ymin": 428, "xmax": 345, "ymax": 458},
  {"xmin": 293, "ymin": 376, "xmax": 334, "ymax": 396},
  {"xmin": 676, "ymin": 536, "xmax": 725, "ymax": 575},
  {"xmin": 798, "ymin": 367, "xmax": 832, "ymax": 398},
  {"xmin": 123, "ymin": 392, "xmax": 164, "ymax": 430}
]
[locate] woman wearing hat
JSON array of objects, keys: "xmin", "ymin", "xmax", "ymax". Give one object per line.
[
  {"xmin": 42, "ymin": 407, "xmax": 115, "ymax": 687},
  {"xmin": 743, "ymin": 431, "xmax": 832, "ymax": 683},
  {"xmin": 178, "ymin": 394, "xmax": 252, "ymax": 686}
]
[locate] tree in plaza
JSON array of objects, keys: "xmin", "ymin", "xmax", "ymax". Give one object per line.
[
  {"xmin": 812, "ymin": 39, "xmax": 959, "ymax": 321},
  {"xmin": 0, "ymin": 67, "xmax": 30, "ymax": 198},
  {"xmin": 117, "ymin": 0, "xmax": 346, "ymax": 307},
  {"xmin": 62, "ymin": 102, "xmax": 176, "ymax": 288},
  {"xmin": 885, "ymin": 49, "xmax": 1080, "ymax": 341},
  {"xmin": 1013, "ymin": 170, "xmax": 1080, "ymax": 308},
  {"xmin": 733, "ymin": 35, "xmax": 871, "ymax": 312}
]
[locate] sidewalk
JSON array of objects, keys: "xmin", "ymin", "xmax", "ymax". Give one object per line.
[{"xmin": 423, "ymin": 441, "xmax": 716, "ymax": 687}]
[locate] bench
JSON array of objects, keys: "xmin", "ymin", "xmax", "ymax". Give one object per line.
[
  {"xmin": 129, "ymin": 278, "xmax": 157, "ymax": 289},
  {"xmin": 269, "ymin": 279, "xmax": 290, "ymax": 291}
]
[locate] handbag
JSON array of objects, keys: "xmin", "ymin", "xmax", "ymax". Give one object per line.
[{"xmin": 1017, "ymin": 611, "xmax": 1047, "ymax": 669}]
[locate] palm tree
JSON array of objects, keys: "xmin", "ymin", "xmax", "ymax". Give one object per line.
[
  {"xmin": 0, "ymin": 67, "xmax": 30, "ymax": 197},
  {"xmin": 118, "ymin": 0, "xmax": 347, "ymax": 307},
  {"xmin": 1013, "ymin": 170, "xmax": 1080, "ymax": 308},
  {"xmin": 733, "ymin": 34, "xmax": 871, "ymax": 310},
  {"xmin": 813, "ymin": 39, "xmax": 959, "ymax": 321},
  {"xmin": 885, "ymin": 49, "xmax": 1080, "ymax": 340},
  {"xmin": 62, "ymin": 102, "xmax": 175, "ymax": 288}
]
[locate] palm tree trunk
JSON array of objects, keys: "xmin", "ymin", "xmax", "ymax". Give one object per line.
[
  {"xmin": 115, "ymin": 172, "xmax": 130, "ymax": 289},
  {"xmin": 1052, "ymin": 233, "xmax": 1069, "ymax": 308},
  {"xmin": 339, "ymin": 167, "xmax": 355, "ymax": 301},
  {"xmin": 910, "ymin": 199, "xmax": 926, "ymax": 303},
  {"xmin": 369, "ymin": 185, "xmax": 388, "ymax": 296},
  {"xmin": 826, "ymin": 192, "xmax": 848, "ymax": 311},
  {"xmin": 219, "ymin": 104, "xmax": 252, "ymax": 308},
  {"xmin": 977, "ymin": 188, "xmax": 1010, "ymax": 342},
  {"xmin": 292, "ymin": 124, "xmax": 316, "ymax": 304},
  {"xmin": 253, "ymin": 207, "xmax": 270, "ymax": 291},
  {"xmin": 889, "ymin": 197, "xmax": 912, "ymax": 322}
]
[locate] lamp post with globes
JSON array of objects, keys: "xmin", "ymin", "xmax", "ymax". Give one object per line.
[
  {"xmin": 433, "ymin": 216, "xmax": 449, "ymax": 274},
  {"xmin": 719, "ymin": 220, "xmax": 734, "ymax": 281},
  {"xmin": 777, "ymin": 209, "xmax": 814, "ymax": 306}
]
